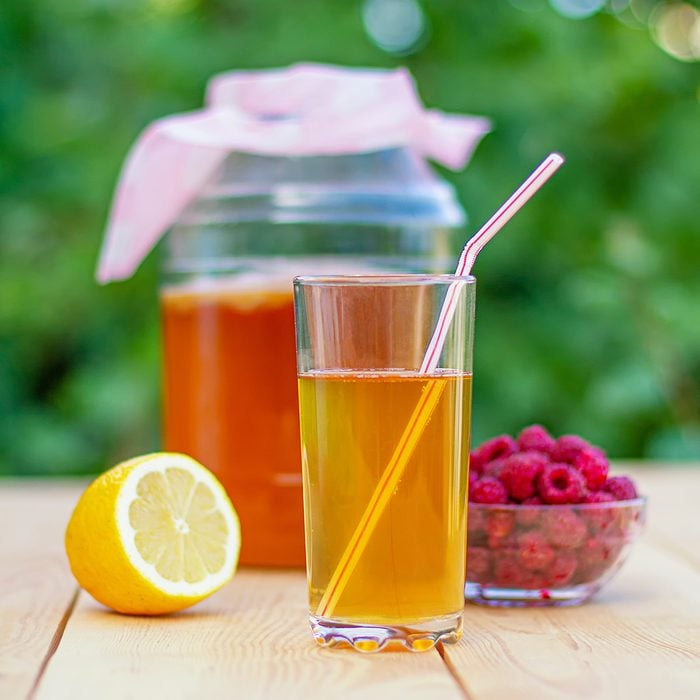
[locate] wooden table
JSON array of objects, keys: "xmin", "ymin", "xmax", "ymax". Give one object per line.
[{"xmin": 2, "ymin": 465, "xmax": 699, "ymax": 699}]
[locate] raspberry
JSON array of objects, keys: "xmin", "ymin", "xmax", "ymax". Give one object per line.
[
  {"xmin": 583, "ymin": 491, "xmax": 618, "ymax": 533},
  {"xmin": 518, "ymin": 531, "xmax": 555, "ymax": 571},
  {"xmin": 493, "ymin": 556, "xmax": 521, "ymax": 587},
  {"xmin": 603, "ymin": 476, "xmax": 638, "ymax": 501},
  {"xmin": 515, "ymin": 497, "xmax": 542, "ymax": 527},
  {"xmin": 573, "ymin": 448, "xmax": 609, "ymax": 490},
  {"xmin": 577, "ymin": 536, "xmax": 623, "ymax": 582},
  {"xmin": 467, "ymin": 506, "xmax": 487, "ymax": 534},
  {"xmin": 576, "ymin": 538, "xmax": 604, "ymax": 581},
  {"xmin": 470, "ymin": 477, "xmax": 508, "ymax": 504},
  {"xmin": 542, "ymin": 508, "xmax": 588, "ymax": 549},
  {"xmin": 547, "ymin": 554, "xmax": 578, "ymax": 587},
  {"xmin": 468, "ymin": 470, "xmax": 479, "ymax": 499},
  {"xmin": 485, "ymin": 511, "xmax": 515, "ymax": 541},
  {"xmin": 482, "ymin": 457, "xmax": 508, "ymax": 480},
  {"xmin": 499, "ymin": 451, "xmax": 549, "ymax": 501},
  {"xmin": 488, "ymin": 532, "xmax": 517, "ymax": 550},
  {"xmin": 537, "ymin": 463, "xmax": 587, "ymax": 504},
  {"xmin": 469, "ymin": 450, "xmax": 484, "ymax": 475},
  {"xmin": 471, "ymin": 435, "xmax": 517, "ymax": 465},
  {"xmin": 466, "ymin": 546, "xmax": 491, "ymax": 583},
  {"xmin": 517, "ymin": 571, "xmax": 548, "ymax": 590},
  {"xmin": 584, "ymin": 490, "xmax": 615, "ymax": 504},
  {"xmin": 550, "ymin": 434, "xmax": 591, "ymax": 464},
  {"xmin": 517, "ymin": 424, "xmax": 556, "ymax": 454}
]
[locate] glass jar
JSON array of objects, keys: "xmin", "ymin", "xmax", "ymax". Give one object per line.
[{"xmin": 160, "ymin": 147, "xmax": 465, "ymax": 567}]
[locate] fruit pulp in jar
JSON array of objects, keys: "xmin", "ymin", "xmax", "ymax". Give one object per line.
[
  {"xmin": 161, "ymin": 277, "xmax": 303, "ymax": 567},
  {"xmin": 298, "ymin": 371, "xmax": 471, "ymax": 623}
]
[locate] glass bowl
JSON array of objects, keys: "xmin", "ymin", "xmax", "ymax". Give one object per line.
[{"xmin": 465, "ymin": 498, "xmax": 646, "ymax": 607}]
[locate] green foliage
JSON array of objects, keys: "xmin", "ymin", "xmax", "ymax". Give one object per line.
[{"xmin": 1, "ymin": 0, "xmax": 698, "ymax": 474}]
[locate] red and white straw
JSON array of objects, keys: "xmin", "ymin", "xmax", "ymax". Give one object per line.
[{"xmin": 419, "ymin": 153, "xmax": 564, "ymax": 373}]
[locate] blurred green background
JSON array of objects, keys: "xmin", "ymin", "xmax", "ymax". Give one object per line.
[{"xmin": 1, "ymin": 0, "xmax": 699, "ymax": 475}]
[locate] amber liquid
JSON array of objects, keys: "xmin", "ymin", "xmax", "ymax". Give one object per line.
[
  {"xmin": 298, "ymin": 371, "xmax": 471, "ymax": 624},
  {"xmin": 161, "ymin": 282, "xmax": 304, "ymax": 567}
]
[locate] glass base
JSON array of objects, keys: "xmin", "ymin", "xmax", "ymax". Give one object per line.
[
  {"xmin": 309, "ymin": 612, "xmax": 463, "ymax": 653},
  {"xmin": 465, "ymin": 581, "xmax": 600, "ymax": 607}
]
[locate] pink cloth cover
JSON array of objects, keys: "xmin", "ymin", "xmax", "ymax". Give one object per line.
[{"xmin": 97, "ymin": 64, "xmax": 491, "ymax": 282}]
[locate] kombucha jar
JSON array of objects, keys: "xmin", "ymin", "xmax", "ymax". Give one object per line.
[{"xmin": 160, "ymin": 148, "xmax": 465, "ymax": 566}]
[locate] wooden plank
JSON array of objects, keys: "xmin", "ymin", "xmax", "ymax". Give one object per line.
[
  {"xmin": 445, "ymin": 534, "xmax": 700, "ymax": 699},
  {"xmin": 35, "ymin": 570, "xmax": 464, "ymax": 700},
  {"xmin": 625, "ymin": 464, "xmax": 700, "ymax": 569},
  {"xmin": 0, "ymin": 481, "xmax": 82, "ymax": 700}
]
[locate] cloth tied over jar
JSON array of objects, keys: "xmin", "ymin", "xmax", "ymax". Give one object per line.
[{"xmin": 97, "ymin": 63, "xmax": 491, "ymax": 283}]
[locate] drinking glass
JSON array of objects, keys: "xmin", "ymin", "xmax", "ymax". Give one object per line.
[{"xmin": 294, "ymin": 274, "xmax": 475, "ymax": 652}]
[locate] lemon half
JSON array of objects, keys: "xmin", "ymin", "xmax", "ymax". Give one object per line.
[{"xmin": 65, "ymin": 453, "xmax": 240, "ymax": 615}]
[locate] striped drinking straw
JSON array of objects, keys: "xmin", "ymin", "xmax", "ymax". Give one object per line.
[{"xmin": 316, "ymin": 153, "xmax": 565, "ymax": 620}]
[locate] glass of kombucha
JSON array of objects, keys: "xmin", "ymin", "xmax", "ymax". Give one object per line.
[{"xmin": 294, "ymin": 274, "xmax": 475, "ymax": 651}]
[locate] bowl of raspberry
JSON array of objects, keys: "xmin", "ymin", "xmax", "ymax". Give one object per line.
[{"xmin": 466, "ymin": 425, "xmax": 646, "ymax": 607}]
